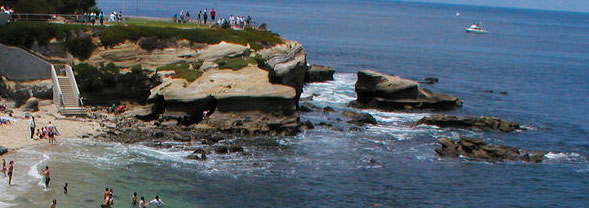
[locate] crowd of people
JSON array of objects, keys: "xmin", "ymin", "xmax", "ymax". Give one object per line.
[
  {"xmin": 76, "ymin": 11, "xmax": 123, "ymax": 26},
  {"xmin": 0, "ymin": 5, "xmax": 14, "ymax": 15},
  {"xmin": 171, "ymin": 8, "xmax": 254, "ymax": 29}
]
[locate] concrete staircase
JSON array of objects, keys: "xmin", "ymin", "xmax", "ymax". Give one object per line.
[
  {"xmin": 51, "ymin": 65, "xmax": 85, "ymax": 116},
  {"xmin": 57, "ymin": 77, "xmax": 85, "ymax": 115}
]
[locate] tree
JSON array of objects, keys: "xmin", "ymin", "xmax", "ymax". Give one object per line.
[{"xmin": 1, "ymin": 0, "xmax": 96, "ymax": 13}]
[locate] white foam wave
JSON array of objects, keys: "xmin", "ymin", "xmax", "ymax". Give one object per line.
[
  {"xmin": 27, "ymin": 153, "xmax": 49, "ymax": 188},
  {"xmin": 0, "ymin": 201, "xmax": 17, "ymax": 208},
  {"xmin": 544, "ymin": 152, "xmax": 581, "ymax": 160}
]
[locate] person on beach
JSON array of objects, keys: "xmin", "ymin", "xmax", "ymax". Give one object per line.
[
  {"xmin": 149, "ymin": 196, "xmax": 164, "ymax": 207},
  {"xmin": 197, "ymin": 11, "xmax": 201, "ymax": 24},
  {"xmin": 29, "ymin": 116, "xmax": 35, "ymax": 139},
  {"xmin": 109, "ymin": 188, "xmax": 115, "ymax": 205},
  {"xmin": 8, "ymin": 160, "xmax": 13, "ymax": 185},
  {"xmin": 64, "ymin": 182, "xmax": 68, "ymax": 194},
  {"xmin": 102, "ymin": 193, "xmax": 112, "ymax": 208},
  {"xmin": 41, "ymin": 166, "xmax": 50, "ymax": 188},
  {"xmin": 132, "ymin": 192, "xmax": 138, "ymax": 205},
  {"xmin": 186, "ymin": 11, "xmax": 190, "ymax": 23},
  {"xmin": 1, "ymin": 158, "xmax": 6, "ymax": 176},
  {"xmin": 50, "ymin": 199, "xmax": 57, "ymax": 208},
  {"xmin": 104, "ymin": 188, "xmax": 110, "ymax": 201},
  {"xmin": 139, "ymin": 197, "xmax": 146, "ymax": 208},
  {"xmin": 42, "ymin": 127, "xmax": 49, "ymax": 140}
]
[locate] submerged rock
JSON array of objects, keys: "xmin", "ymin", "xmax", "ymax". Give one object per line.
[
  {"xmin": 350, "ymin": 70, "xmax": 462, "ymax": 111},
  {"xmin": 420, "ymin": 77, "xmax": 439, "ymax": 85},
  {"xmin": 412, "ymin": 114, "xmax": 521, "ymax": 132},
  {"xmin": 187, "ymin": 148, "xmax": 207, "ymax": 160},
  {"xmin": 341, "ymin": 110, "xmax": 378, "ymax": 126},
  {"xmin": 435, "ymin": 137, "xmax": 548, "ymax": 163},
  {"xmin": 305, "ymin": 64, "xmax": 335, "ymax": 83}
]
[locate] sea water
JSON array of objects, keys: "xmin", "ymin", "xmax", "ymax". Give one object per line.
[{"xmin": 1, "ymin": 0, "xmax": 588, "ymax": 207}]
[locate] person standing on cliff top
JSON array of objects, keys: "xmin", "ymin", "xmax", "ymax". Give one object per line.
[
  {"xmin": 197, "ymin": 11, "xmax": 201, "ymax": 24},
  {"xmin": 211, "ymin": 8, "xmax": 216, "ymax": 21},
  {"xmin": 203, "ymin": 8, "xmax": 208, "ymax": 24}
]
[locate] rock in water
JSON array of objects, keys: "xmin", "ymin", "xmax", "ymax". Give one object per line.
[
  {"xmin": 341, "ymin": 110, "xmax": 378, "ymax": 126},
  {"xmin": 420, "ymin": 77, "xmax": 439, "ymax": 84},
  {"xmin": 435, "ymin": 137, "xmax": 548, "ymax": 163},
  {"xmin": 412, "ymin": 114, "xmax": 521, "ymax": 132},
  {"xmin": 0, "ymin": 146, "xmax": 7, "ymax": 155},
  {"xmin": 305, "ymin": 64, "xmax": 335, "ymax": 83},
  {"xmin": 350, "ymin": 70, "xmax": 462, "ymax": 111},
  {"xmin": 22, "ymin": 97, "xmax": 39, "ymax": 112},
  {"xmin": 187, "ymin": 148, "xmax": 207, "ymax": 160}
]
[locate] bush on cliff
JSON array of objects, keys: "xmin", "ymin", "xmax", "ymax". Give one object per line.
[
  {"xmin": 73, "ymin": 63, "xmax": 160, "ymax": 104},
  {"xmin": 2, "ymin": 0, "xmax": 96, "ymax": 13},
  {"xmin": 156, "ymin": 62, "xmax": 203, "ymax": 82},
  {"xmin": 214, "ymin": 57, "xmax": 257, "ymax": 70},
  {"xmin": 65, "ymin": 36, "xmax": 95, "ymax": 60},
  {"xmin": 0, "ymin": 21, "xmax": 282, "ymax": 52},
  {"xmin": 138, "ymin": 36, "xmax": 167, "ymax": 52}
]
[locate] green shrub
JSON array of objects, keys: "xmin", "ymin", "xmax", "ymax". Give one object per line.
[
  {"xmin": 130, "ymin": 64, "xmax": 143, "ymax": 73},
  {"xmin": 0, "ymin": 21, "xmax": 283, "ymax": 56},
  {"xmin": 156, "ymin": 63, "xmax": 203, "ymax": 82},
  {"xmin": 65, "ymin": 36, "xmax": 95, "ymax": 60},
  {"xmin": 191, "ymin": 61, "xmax": 204, "ymax": 70},
  {"xmin": 214, "ymin": 57, "xmax": 257, "ymax": 70},
  {"xmin": 138, "ymin": 36, "xmax": 167, "ymax": 52}
]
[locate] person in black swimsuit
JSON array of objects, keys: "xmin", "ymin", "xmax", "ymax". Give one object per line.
[{"xmin": 7, "ymin": 160, "xmax": 13, "ymax": 185}]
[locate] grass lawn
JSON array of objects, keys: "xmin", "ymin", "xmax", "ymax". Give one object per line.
[{"xmin": 115, "ymin": 18, "xmax": 211, "ymax": 30}]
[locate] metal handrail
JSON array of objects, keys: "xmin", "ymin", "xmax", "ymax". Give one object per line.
[{"xmin": 50, "ymin": 65, "xmax": 64, "ymax": 111}]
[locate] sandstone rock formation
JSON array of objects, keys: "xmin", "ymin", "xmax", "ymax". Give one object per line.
[
  {"xmin": 412, "ymin": 114, "xmax": 521, "ymax": 132},
  {"xmin": 350, "ymin": 70, "xmax": 462, "ymax": 111},
  {"xmin": 305, "ymin": 64, "xmax": 335, "ymax": 83},
  {"xmin": 257, "ymin": 41, "xmax": 308, "ymax": 102},
  {"xmin": 22, "ymin": 97, "xmax": 39, "ymax": 112},
  {"xmin": 436, "ymin": 137, "xmax": 547, "ymax": 163}
]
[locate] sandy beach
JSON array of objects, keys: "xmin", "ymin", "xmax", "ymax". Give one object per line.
[{"xmin": 0, "ymin": 102, "xmax": 101, "ymax": 150}]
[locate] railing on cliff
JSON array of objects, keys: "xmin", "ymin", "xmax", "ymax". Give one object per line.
[
  {"xmin": 9, "ymin": 13, "xmax": 86, "ymax": 23},
  {"xmin": 50, "ymin": 65, "xmax": 63, "ymax": 111}
]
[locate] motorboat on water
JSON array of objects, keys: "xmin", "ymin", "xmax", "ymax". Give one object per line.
[{"xmin": 465, "ymin": 23, "xmax": 488, "ymax": 34}]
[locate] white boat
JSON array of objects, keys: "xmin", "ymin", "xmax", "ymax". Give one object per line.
[{"xmin": 465, "ymin": 23, "xmax": 488, "ymax": 34}]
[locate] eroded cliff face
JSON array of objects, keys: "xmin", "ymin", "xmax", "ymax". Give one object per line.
[{"xmin": 76, "ymin": 38, "xmax": 306, "ymax": 135}]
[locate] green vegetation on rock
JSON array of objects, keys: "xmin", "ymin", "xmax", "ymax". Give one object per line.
[
  {"xmin": 214, "ymin": 57, "xmax": 257, "ymax": 70},
  {"xmin": 72, "ymin": 63, "xmax": 160, "ymax": 104},
  {"xmin": 0, "ymin": 21, "xmax": 282, "ymax": 60},
  {"xmin": 156, "ymin": 62, "xmax": 203, "ymax": 82}
]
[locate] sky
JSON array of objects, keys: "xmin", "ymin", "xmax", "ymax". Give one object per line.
[{"xmin": 404, "ymin": 0, "xmax": 589, "ymax": 13}]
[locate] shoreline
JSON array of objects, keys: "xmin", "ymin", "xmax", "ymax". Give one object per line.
[{"xmin": 0, "ymin": 103, "xmax": 101, "ymax": 151}]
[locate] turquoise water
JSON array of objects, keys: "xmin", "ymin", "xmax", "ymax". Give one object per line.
[{"xmin": 1, "ymin": 0, "xmax": 588, "ymax": 207}]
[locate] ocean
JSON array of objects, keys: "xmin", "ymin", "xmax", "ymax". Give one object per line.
[{"xmin": 1, "ymin": 0, "xmax": 588, "ymax": 207}]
